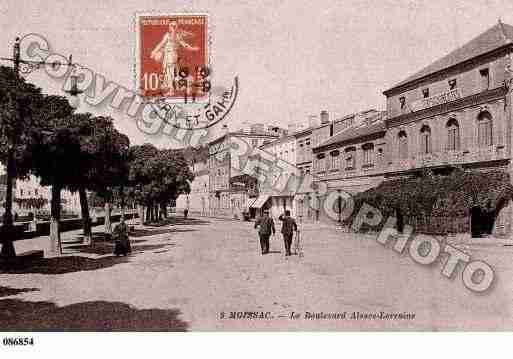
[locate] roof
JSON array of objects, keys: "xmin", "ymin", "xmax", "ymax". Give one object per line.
[
  {"xmin": 315, "ymin": 120, "xmax": 386, "ymax": 150},
  {"xmin": 385, "ymin": 22, "xmax": 513, "ymax": 93}
]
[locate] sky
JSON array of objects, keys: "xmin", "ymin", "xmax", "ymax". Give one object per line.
[{"xmin": 2, "ymin": 0, "xmax": 513, "ymax": 147}]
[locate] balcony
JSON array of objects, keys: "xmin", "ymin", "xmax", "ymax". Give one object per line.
[{"xmin": 386, "ymin": 145, "xmax": 508, "ymax": 173}]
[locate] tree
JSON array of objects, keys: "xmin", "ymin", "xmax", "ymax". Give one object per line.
[
  {"xmin": 0, "ymin": 66, "xmax": 72, "ymax": 257},
  {"xmin": 127, "ymin": 144, "xmax": 194, "ymax": 224}
]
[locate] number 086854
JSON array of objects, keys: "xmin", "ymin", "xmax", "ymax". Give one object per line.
[{"xmin": 2, "ymin": 337, "xmax": 35, "ymax": 346}]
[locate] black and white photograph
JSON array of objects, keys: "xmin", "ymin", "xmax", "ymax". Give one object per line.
[{"xmin": 1, "ymin": 0, "xmax": 513, "ymax": 356}]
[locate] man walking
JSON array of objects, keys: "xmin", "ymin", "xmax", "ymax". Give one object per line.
[
  {"xmin": 278, "ymin": 210, "xmax": 298, "ymax": 256},
  {"xmin": 254, "ymin": 210, "xmax": 275, "ymax": 255}
]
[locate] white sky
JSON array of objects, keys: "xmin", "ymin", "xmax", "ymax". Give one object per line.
[{"xmin": 2, "ymin": 0, "xmax": 513, "ymax": 147}]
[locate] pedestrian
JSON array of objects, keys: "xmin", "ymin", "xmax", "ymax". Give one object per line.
[
  {"xmin": 184, "ymin": 208, "xmax": 189, "ymax": 219},
  {"xmin": 254, "ymin": 210, "xmax": 275, "ymax": 255},
  {"xmin": 113, "ymin": 218, "xmax": 132, "ymax": 256},
  {"xmin": 278, "ymin": 210, "xmax": 298, "ymax": 256}
]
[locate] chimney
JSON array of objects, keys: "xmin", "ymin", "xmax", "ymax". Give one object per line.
[
  {"xmin": 320, "ymin": 110, "xmax": 329, "ymax": 124},
  {"xmin": 308, "ymin": 115, "xmax": 319, "ymax": 128}
]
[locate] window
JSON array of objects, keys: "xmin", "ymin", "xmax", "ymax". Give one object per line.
[
  {"xmin": 448, "ymin": 79, "xmax": 457, "ymax": 90},
  {"xmin": 477, "ymin": 111, "xmax": 493, "ymax": 147},
  {"xmin": 446, "ymin": 118, "xmax": 460, "ymax": 151},
  {"xmin": 479, "ymin": 68, "xmax": 490, "ymax": 90},
  {"xmin": 398, "ymin": 131, "xmax": 408, "ymax": 159},
  {"xmin": 420, "ymin": 125, "xmax": 432, "ymax": 154},
  {"xmin": 399, "ymin": 96, "xmax": 406, "ymax": 109},
  {"xmin": 422, "ymin": 88, "xmax": 429, "ymax": 98},
  {"xmin": 345, "ymin": 147, "xmax": 356, "ymax": 169},
  {"xmin": 330, "ymin": 151, "xmax": 340, "ymax": 170},
  {"xmin": 362, "ymin": 143, "xmax": 374, "ymax": 166}
]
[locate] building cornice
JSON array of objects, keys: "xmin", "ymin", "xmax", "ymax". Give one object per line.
[
  {"xmin": 386, "ymin": 86, "xmax": 508, "ymax": 128},
  {"xmin": 312, "ymin": 130, "xmax": 386, "ymax": 153}
]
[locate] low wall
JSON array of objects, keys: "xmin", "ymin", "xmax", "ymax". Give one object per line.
[{"xmin": 20, "ymin": 212, "xmax": 138, "ymax": 239}]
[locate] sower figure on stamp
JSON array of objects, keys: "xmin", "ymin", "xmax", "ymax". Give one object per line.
[
  {"xmin": 278, "ymin": 210, "xmax": 298, "ymax": 257},
  {"xmin": 150, "ymin": 20, "xmax": 199, "ymax": 95},
  {"xmin": 254, "ymin": 210, "xmax": 275, "ymax": 255}
]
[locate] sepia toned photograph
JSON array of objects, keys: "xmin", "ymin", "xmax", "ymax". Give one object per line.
[{"xmin": 2, "ymin": 0, "xmax": 513, "ymax": 342}]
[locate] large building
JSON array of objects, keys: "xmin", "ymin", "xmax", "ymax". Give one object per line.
[
  {"xmin": 175, "ymin": 148, "xmax": 210, "ymax": 216},
  {"xmin": 310, "ymin": 21, "xmax": 513, "ymax": 237},
  {"xmin": 257, "ymin": 132, "xmax": 299, "ymax": 218},
  {"xmin": 207, "ymin": 126, "xmax": 281, "ymax": 219}
]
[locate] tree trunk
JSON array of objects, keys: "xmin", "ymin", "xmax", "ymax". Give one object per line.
[
  {"xmin": 146, "ymin": 205, "xmax": 152, "ymax": 223},
  {"xmin": 49, "ymin": 184, "xmax": 62, "ymax": 257},
  {"xmin": 156, "ymin": 203, "xmax": 160, "ymax": 221},
  {"xmin": 0, "ymin": 148, "xmax": 16, "ymax": 257},
  {"xmin": 104, "ymin": 202, "xmax": 112, "ymax": 237},
  {"xmin": 161, "ymin": 203, "xmax": 168, "ymax": 218},
  {"xmin": 138, "ymin": 204, "xmax": 144, "ymax": 226},
  {"xmin": 79, "ymin": 186, "xmax": 92, "ymax": 245}
]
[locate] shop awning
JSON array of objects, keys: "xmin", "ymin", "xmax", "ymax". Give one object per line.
[{"xmin": 250, "ymin": 195, "xmax": 270, "ymax": 209}]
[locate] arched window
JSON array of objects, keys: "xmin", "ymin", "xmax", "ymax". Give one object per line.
[
  {"xmin": 420, "ymin": 125, "xmax": 432, "ymax": 154},
  {"xmin": 398, "ymin": 131, "xmax": 408, "ymax": 159},
  {"xmin": 446, "ymin": 118, "xmax": 460, "ymax": 151},
  {"xmin": 362, "ymin": 143, "xmax": 374, "ymax": 166},
  {"xmin": 477, "ymin": 111, "xmax": 493, "ymax": 147},
  {"xmin": 345, "ymin": 147, "xmax": 356, "ymax": 169}
]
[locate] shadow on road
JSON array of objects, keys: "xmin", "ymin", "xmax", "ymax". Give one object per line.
[
  {"xmin": 0, "ymin": 286, "xmax": 39, "ymax": 298},
  {"xmin": 65, "ymin": 237, "xmax": 176, "ymax": 256},
  {"xmin": 0, "ymin": 299, "xmax": 188, "ymax": 331},
  {"xmin": 144, "ymin": 217, "xmax": 211, "ymax": 227},
  {"xmin": 130, "ymin": 227, "xmax": 196, "ymax": 238},
  {"xmin": 0, "ymin": 255, "xmax": 129, "ymax": 275}
]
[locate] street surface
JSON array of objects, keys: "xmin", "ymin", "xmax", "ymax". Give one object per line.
[{"xmin": 1, "ymin": 216, "xmax": 513, "ymax": 330}]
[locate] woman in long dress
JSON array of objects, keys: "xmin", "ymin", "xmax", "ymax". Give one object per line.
[{"xmin": 150, "ymin": 21, "xmax": 199, "ymax": 95}]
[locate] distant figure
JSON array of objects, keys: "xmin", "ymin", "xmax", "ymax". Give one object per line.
[
  {"xmin": 113, "ymin": 219, "xmax": 132, "ymax": 256},
  {"xmin": 184, "ymin": 208, "xmax": 189, "ymax": 219},
  {"xmin": 278, "ymin": 210, "xmax": 298, "ymax": 256},
  {"xmin": 254, "ymin": 210, "xmax": 275, "ymax": 255}
]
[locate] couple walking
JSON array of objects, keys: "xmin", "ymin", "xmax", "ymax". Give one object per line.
[{"xmin": 254, "ymin": 210, "xmax": 298, "ymax": 256}]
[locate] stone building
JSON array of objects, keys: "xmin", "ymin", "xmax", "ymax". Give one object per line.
[
  {"xmin": 207, "ymin": 128, "xmax": 280, "ymax": 218},
  {"xmin": 379, "ymin": 21, "xmax": 513, "ymax": 237},
  {"xmin": 310, "ymin": 21, "xmax": 513, "ymax": 237},
  {"xmin": 175, "ymin": 156, "xmax": 210, "ymax": 216},
  {"xmin": 310, "ymin": 110, "xmax": 386, "ymax": 222},
  {"xmin": 257, "ymin": 133, "xmax": 299, "ymax": 218}
]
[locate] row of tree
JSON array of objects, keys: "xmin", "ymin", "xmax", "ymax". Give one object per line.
[{"xmin": 0, "ymin": 65, "xmax": 194, "ymax": 256}]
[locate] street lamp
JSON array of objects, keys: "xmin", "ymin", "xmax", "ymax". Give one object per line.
[{"xmin": 0, "ymin": 36, "xmax": 81, "ymax": 257}]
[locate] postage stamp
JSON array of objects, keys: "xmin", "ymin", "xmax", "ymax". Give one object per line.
[
  {"xmin": 135, "ymin": 13, "xmax": 210, "ymax": 103},
  {"xmin": 134, "ymin": 12, "xmax": 238, "ymax": 131}
]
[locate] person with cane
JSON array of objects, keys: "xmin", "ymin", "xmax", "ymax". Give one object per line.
[{"xmin": 278, "ymin": 210, "xmax": 298, "ymax": 257}]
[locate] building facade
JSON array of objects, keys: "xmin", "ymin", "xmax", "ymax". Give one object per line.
[
  {"xmin": 207, "ymin": 128, "xmax": 280, "ymax": 219},
  {"xmin": 257, "ymin": 134, "xmax": 298, "ymax": 218},
  {"xmin": 308, "ymin": 21, "xmax": 513, "ymax": 236}
]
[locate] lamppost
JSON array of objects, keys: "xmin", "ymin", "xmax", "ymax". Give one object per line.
[{"xmin": 0, "ymin": 36, "xmax": 82, "ymax": 257}]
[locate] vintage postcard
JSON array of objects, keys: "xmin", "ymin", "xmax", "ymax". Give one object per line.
[{"xmin": 2, "ymin": 1, "xmax": 513, "ymax": 352}]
